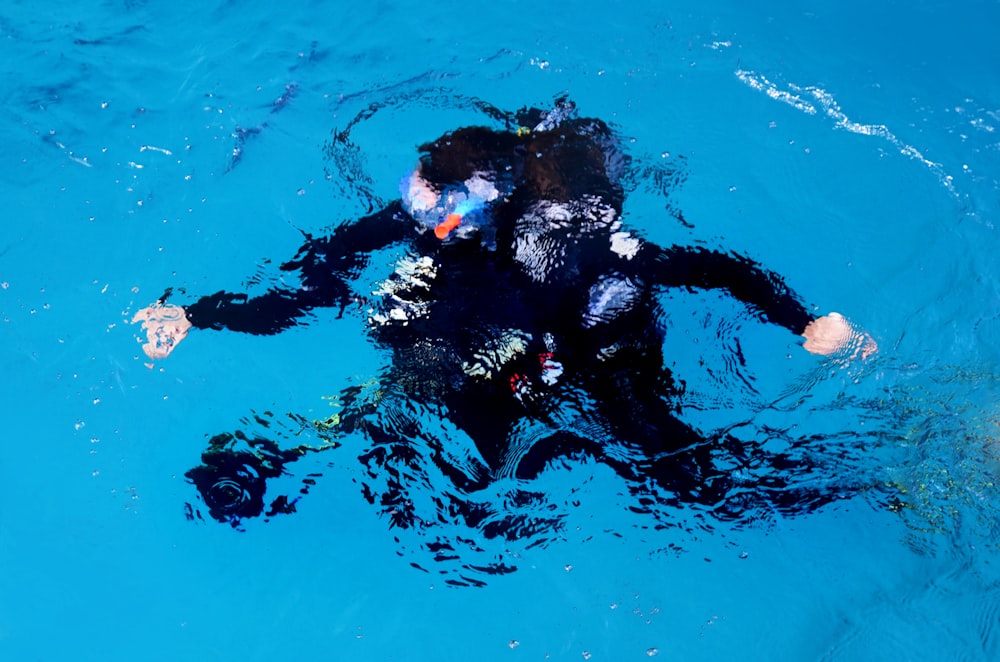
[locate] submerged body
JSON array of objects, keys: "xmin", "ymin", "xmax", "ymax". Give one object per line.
[{"xmin": 135, "ymin": 102, "xmax": 874, "ymax": 549}]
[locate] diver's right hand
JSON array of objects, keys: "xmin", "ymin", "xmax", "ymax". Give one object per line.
[{"xmin": 132, "ymin": 302, "xmax": 192, "ymax": 360}]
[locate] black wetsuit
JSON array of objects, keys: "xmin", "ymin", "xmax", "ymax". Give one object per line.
[{"xmin": 182, "ymin": 108, "xmax": 826, "ymax": 530}]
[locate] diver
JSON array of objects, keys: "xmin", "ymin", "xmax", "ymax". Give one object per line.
[{"xmin": 133, "ymin": 99, "xmax": 876, "ymax": 529}]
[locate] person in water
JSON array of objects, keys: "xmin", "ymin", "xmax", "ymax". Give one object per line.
[{"xmin": 133, "ymin": 100, "xmax": 875, "ymax": 534}]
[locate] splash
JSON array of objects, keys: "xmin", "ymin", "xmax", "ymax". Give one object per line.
[{"xmin": 735, "ymin": 68, "xmax": 957, "ymax": 196}]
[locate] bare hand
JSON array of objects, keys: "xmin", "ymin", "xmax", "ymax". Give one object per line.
[
  {"xmin": 403, "ymin": 168, "xmax": 440, "ymax": 213},
  {"xmin": 132, "ymin": 303, "xmax": 192, "ymax": 360},
  {"xmin": 802, "ymin": 312, "xmax": 877, "ymax": 359}
]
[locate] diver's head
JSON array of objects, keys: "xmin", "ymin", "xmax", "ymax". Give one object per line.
[
  {"xmin": 416, "ymin": 126, "xmax": 522, "ymax": 186},
  {"xmin": 401, "ymin": 168, "xmax": 504, "ymax": 242}
]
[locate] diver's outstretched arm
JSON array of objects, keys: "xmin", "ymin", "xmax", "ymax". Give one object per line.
[
  {"xmin": 183, "ymin": 286, "xmax": 339, "ymax": 336},
  {"xmin": 187, "ymin": 202, "xmax": 414, "ymax": 334},
  {"xmin": 636, "ymin": 244, "xmax": 815, "ymax": 332},
  {"xmin": 133, "ymin": 202, "xmax": 415, "ymax": 358},
  {"xmin": 633, "ymin": 243, "xmax": 877, "ymax": 357}
]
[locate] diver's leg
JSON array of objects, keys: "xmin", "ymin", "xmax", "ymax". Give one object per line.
[
  {"xmin": 439, "ymin": 379, "xmax": 525, "ymax": 477},
  {"xmin": 574, "ymin": 337, "xmax": 739, "ymax": 507},
  {"xmin": 601, "ymin": 388, "xmax": 857, "ymax": 518}
]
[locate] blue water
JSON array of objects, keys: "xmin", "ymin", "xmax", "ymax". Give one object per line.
[{"xmin": 2, "ymin": 1, "xmax": 999, "ymax": 659}]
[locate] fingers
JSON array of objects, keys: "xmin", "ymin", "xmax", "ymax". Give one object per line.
[
  {"xmin": 858, "ymin": 333, "xmax": 879, "ymax": 360},
  {"xmin": 140, "ymin": 324, "xmax": 188, "ymax": 359}
]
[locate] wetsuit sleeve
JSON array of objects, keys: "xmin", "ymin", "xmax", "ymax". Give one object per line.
[
  {"xmin": 185, "ymin": 202, "xmax": 414, "ymax": 335},
  {"xmin": 635, "ymin": 244, "xmax": 815, "ymax": 333}
]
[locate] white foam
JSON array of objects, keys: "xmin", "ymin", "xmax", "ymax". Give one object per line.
[{"xmin": 736, "ymin": 68, "xmax": 957, "ymax": 195}]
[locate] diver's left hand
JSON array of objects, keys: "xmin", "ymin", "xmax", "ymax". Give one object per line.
[
  {"xmin": 132, "ymin": 302, "xmax": 192, "ymax": 360},
  {"xmin": 802, "ymin": 312, "xmax": 878, "ymax": 359}
]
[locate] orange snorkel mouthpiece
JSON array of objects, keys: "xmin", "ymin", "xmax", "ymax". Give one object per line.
[{"xmin": 435, "ymin": 212, "xmax": 462, "ymax": 239}]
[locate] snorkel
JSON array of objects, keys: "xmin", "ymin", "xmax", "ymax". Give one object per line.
[
  {"xmin": 401, "ymin": 169, "xmax": 499, "ymax": 241},
  {"xmin": 434, "ymin": 196, "xmax": 484, "ymax": 239}
]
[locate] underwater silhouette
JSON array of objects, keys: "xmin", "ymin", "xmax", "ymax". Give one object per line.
[{"xmin": 134, "ymin": 99, "xmax": 877, "ymax": 582}]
